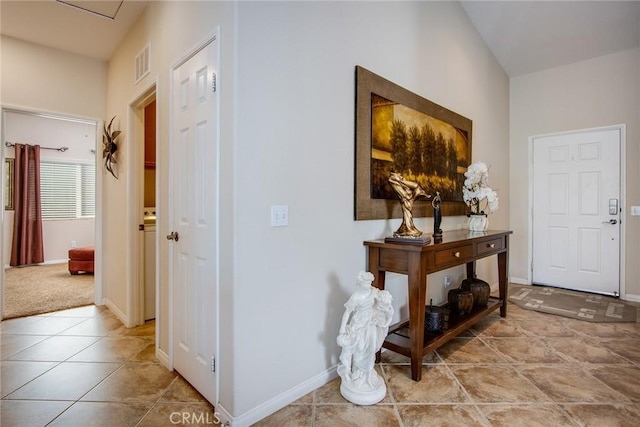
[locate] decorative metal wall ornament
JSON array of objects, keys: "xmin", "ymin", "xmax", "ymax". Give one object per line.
[{"xmin": 103, "ymin": 116, "xmax": 121, "ymax": 179}]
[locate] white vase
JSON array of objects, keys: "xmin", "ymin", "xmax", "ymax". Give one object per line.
[{"xmin": 468, "ymin": 214, "xmax": 488, "ymax": 232}]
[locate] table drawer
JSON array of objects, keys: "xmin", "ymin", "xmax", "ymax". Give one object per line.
[
  {"xmin": 379, "ymin": 249, "xmax": 409, "ymax": 272},
  {"xmin": 435, "ymin": 245, "xmax": 473, "ymax": 266},
  {"xmin": 476, "ymin": 238, "xmax": 504, "ymax": 255}
]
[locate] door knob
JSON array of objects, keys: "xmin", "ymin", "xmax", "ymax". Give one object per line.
[
  {"xmin": 602, "ymin": 219, "xmax": 618, "ymax": 225},
  {"xmin": 166, "ymin": 231, "xmax": 179, "ymax": 241}
]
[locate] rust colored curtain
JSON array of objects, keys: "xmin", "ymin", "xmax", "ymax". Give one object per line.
[{"xmin": 10, "ymin": 143, "xmax": 44, "ymax": 266}]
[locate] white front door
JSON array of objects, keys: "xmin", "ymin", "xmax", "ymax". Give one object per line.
[
  {"xmin": 169, "ymin": 37, "xmax": 218, "ymax": 403},
  {"xmin": 532, "ymin": 128, "xmax": 621, "ymax": 296}
]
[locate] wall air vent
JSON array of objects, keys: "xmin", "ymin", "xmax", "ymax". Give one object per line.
[{"xmin": 135, "ymin": 44, "xmax": 150, "ymax": 84}]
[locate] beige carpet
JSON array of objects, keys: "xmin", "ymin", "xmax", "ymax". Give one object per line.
[
  {"xmin": 4, "ymin": 263, "xmax": 94, "ymax": 319},
  {"xmin": 509, "ymin": 285, "xmax": 639, "ymax": 323}
]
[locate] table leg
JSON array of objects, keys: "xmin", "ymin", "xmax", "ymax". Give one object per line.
[
  {"xmin": 407, "ymin": 252, "xmax": 426, "ymax": 381},
  {"xmin": 368, "ymin": 248, "xmax": 382, "ymax": 288},
  {"xmin": 498, "ymin": 250, "xmax": 508, "ymax": 317},
  {"xmin": 466, "ymin": 261, "xmax": 476, "ymax": 279},
  {"xmin": 369, "ymin": 247, "xmax": 386, "ymax": 363}
]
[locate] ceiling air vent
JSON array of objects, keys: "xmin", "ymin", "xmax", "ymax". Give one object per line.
[{"xmin": 135, "ymin": 44, "xmax": 150, "ymax": 84}]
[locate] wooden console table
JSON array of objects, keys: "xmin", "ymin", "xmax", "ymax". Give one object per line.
[{"xmin": 364, "ymin": 229, "xmax": 512, "ymax": 381}]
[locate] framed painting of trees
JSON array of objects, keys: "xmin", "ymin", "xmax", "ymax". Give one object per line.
[{"xmin": 354, "ymin": 66, "xmax": 472, "ymax": 220}]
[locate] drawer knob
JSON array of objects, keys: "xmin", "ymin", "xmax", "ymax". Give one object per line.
[
  {"xmin": 454, "ymin": 251, "xmax": 461, "ymax": 258},
  {"xmin": 487, "ymin": 243, "xmax": 495, "ymax": 248}
]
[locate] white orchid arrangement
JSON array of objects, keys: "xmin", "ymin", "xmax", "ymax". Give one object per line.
[{"xmin": 463, "ymin": 162, "xmax": 499, "ymax": 215}]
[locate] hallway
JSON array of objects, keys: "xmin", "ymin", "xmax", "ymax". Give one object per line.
[{"xmin": 1, "ymin": 305, "xmax": 214, "ymax": 426}]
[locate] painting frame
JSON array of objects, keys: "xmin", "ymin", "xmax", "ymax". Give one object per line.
[{"xmin": 354, "ymin": 66, "xmax": 472, "ymax": 221}]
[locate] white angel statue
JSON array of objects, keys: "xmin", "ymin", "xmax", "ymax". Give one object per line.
[{"xmin": 336, "ymin": 271, "xmax": 393, "ymax": 405}]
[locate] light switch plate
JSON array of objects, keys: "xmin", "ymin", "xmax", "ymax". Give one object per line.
[
  {"xmin": 271, "ymin": 205, "xmax": 289, "ymax": 227},
  {"xmin": 631, "ymin": 206, "xmax": 640, "ymax": 216}
]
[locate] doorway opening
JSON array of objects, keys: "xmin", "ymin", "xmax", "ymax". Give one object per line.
[
  {"xmin": 1, "ymin": 107, "xmax": 99, "ymax": 319},
  {"xmin": 142, "ymin": 99, "xmax": 157, "ymax": 322},
  {"xmin": 125, "ymin": 81, "xmax": 158, "ymax": 345}
]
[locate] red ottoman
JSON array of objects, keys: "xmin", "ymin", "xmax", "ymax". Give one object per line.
[{"xmin": 68, "ymin": 246, "xmax": 95, "ymax": 275}]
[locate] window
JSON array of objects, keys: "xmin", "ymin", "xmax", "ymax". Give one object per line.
[{"xmin": 40, "ymin": 161, "xmax": 95, "ymax": 219}]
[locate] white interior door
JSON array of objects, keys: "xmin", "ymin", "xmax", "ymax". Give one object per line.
[
  {"xmin": 170, "ymin": 37, "xmax": 218, "ymax": 403},
  {"xmin": 532, "ymin": 128, "xmax": 621, "ymax": 296}
]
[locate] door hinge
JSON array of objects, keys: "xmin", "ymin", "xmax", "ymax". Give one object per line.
[
  {"xmin": 211, "ymin": 355, "xmax": 216, "ymax": 373},
  {"xmin": 212, "ymin": 72, "xmax": 217, "ymax": 93}
]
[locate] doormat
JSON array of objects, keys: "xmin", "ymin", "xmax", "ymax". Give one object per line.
[{"xmin": 509, "ymin": 285, "xmax": 639, "ymax": 323}]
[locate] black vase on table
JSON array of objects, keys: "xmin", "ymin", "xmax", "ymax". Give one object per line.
[{"xmin": 447, "ymin": 287, "xmax": 474, "ymax": 316}]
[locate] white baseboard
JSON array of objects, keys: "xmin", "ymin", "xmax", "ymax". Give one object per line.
[
  {"xmin": 509, "ymin": 277, "xmax": 529, "ymax": 285},
  {"xmin": 214, "ymin": 403, "xmax": 233, "ymax": 427},
  {"xmin": 490, "ymin": 281, "xmax": 499, "ymax": 293},
  {"xmin": 43, "ymin": 259, "xmax": 68, "ymax": 265},
  {"xmin": 103, "ymin": 298, "xmax": 128, "ymax": 326},
  {"xmin": 623, "ymin": 293, "xmax": 640, "ymax": 303},
  {"xmin": 4, "ymin": 260, "xmax": 68, "ymax": 269},
  {"xmin": 156, "ymin": 347, "xmax": 171, "ymax": 370},
  {"xmin": 227, "ymin": 365, "xmax": 339, "ymax": 427}
]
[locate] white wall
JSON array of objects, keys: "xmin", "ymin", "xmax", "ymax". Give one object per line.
[
  {"xmin": 0, "ymin": 36, "xmax": 107, "ymax": 118},
  {"xmin": 2, "ymin": 1, "xmax": 511, "ymax": 421},
  {"xmin": 105, "ymin": 0, "xmax": 509, "ymax": 421},
  {"xmin": 510, "ymin": 48, "xmax": 640, "ymax": 297},
  {"xmin": 232, "ymin": 0, "xmax": 509, "ymax": 419}
]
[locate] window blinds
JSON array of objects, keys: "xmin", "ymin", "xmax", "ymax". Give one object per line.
[{"xmin": 40, "ymin": 161, "xmax": 95, "ymax": 219}]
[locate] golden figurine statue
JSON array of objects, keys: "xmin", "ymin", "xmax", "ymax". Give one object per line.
[{"xmin": 388, "ymin": 172, "xmax": 431, "ymax": 239}]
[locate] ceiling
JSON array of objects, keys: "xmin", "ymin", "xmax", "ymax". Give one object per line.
[
  {"xmin": 0, "ymin": 0, "xmax": 149, "ymax": 61},
  {"xmin": 1, "ymin": 1, "xmax": 639, "ymax": 76},
  {"xmin": 461, "ymin": 1, "xmax": 640, "ymax": 77}
]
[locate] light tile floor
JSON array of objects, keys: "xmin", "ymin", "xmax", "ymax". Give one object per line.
[
  {"xmin": 3, "ymin": 298, "xmax": 640, "ymax": 426},
  {"xmin": 1, "ymin": 305, "xmax": 215, "ymax": 427},
  {"xmin": 256, "ymin": 300, "xmax": 640, "ymax": 427}
]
